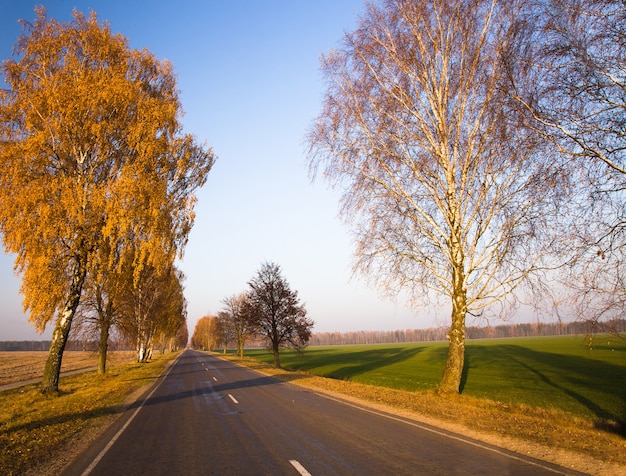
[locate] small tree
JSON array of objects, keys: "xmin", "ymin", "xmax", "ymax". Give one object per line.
[
  {"xmin": 74, "ymin": 273, "xmax": 118, "ymax": 374},
  {"xmin": 247, "ymin": 262, "xmax": 313, "ymax": 368},
  {"xmin": 215, "ymin": 311, "xmax": 234, "ymax": 353},
  {"xmin": 172, "ymin": 322, "xmax": 189, "ymax": 351},
  {"xmin": 221, "ymin": 292, "xmax": 258, "ymax": 357},
  {"xmin": 191, "ymin": 315, "xmax": 219, "ymax": 351}
]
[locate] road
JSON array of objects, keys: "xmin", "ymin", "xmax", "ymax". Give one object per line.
[{"xmin": 62, "ymin": 349, "xmax": 585, "ymax": 475}]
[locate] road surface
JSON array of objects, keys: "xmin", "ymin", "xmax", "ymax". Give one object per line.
[{"xmin": 62, "ymin": 349, "xmax": 585, "ymax": 475}]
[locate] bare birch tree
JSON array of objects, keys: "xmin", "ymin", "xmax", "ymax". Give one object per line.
[{"xmin": 308, "ymin": 0, "xmax": 562, "ymax": 393}]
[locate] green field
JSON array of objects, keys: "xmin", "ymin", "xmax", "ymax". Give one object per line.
[{"xmin": 245, "ymin": 335, "xmax": 626, "ymax": 426}]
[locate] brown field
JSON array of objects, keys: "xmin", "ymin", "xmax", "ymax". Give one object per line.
[{"xmin": 0, "ymin": 351, "xmax": 136, "ymax": 386}]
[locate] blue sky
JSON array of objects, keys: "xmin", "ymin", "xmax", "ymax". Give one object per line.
[{"xmin": 0, "ymin": 0, "xmax": 442, "ymax": 340}]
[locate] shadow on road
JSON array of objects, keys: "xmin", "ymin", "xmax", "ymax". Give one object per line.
[{"xmin": 127, "ymin": 353, "xmax": 298, "ymax": 409}]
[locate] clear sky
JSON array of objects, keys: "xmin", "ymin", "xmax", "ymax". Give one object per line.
[{"xmin": 0, "ymin": 0, "xmax": 456, "ymax": 341}]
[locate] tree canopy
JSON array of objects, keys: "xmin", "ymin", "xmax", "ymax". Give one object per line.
[{"xmin": 221, "ymin": 293, "xmax": 258, "ymax": 357}]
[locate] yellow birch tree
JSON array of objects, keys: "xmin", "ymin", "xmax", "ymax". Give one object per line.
[
  {"xmin": 191, "ymin": 315, "xmax": 219, "ymax": 351},
  {"xmin": 0, "ymin": 8, "xmax": 214, "ymax": 393}
]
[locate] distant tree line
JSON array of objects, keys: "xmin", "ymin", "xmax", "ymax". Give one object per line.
[
  {"xmin": 0, "ymin": 337, "xmax": 138, "ymax": 352},
  {"xmin": 0, "ymin": 341, "xmax": 51, "ymax": 351},
  {"xmin": 308, "ymin": 319, "xmax": 626, "ymax": 346}
]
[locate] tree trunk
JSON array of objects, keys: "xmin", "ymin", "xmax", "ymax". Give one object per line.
[
  {"xmin": 137, "ymin": 324, "xmax": 147, "ymax": 362},
  {"xmin": 438, "ymin": 303, "xmax": 466, "ymax": 394},
  {"xmin": 438, "ymin": 256, "xmax": 467, "ymax": 394},
  {"xmin": 97, "ymin": 299, "xmax": 113, "ymax": 374},
  {"xmin": 137, "ymin": 339, "xmax": 149, "ymax": 362},
  {"xmin": 439, "ymin": 211, "xmax": 467, "ymax": 395},
  {"xmin": 41, "ymin": 260, "xmax": 86, "ymax": 394},
  {"xmin": 97, "ymin": 316, "xmax": 110, "ymax": 374},
  {"xmin": 272, "ymin": 342, "xmax": 281, "ymax": 368}
]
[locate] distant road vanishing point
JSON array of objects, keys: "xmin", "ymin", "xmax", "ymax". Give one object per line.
[{"xmin": 62, "ymin": 349, "xmax": 585, "ymax": 475}]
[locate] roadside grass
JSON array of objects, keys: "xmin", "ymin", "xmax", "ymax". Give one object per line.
[
  {"xmin": 231, "ymin": 335, "xmax": 626, "ymax": 468},
  {"xmin": 0, "ymin": 351, "xmax": 177, "ymax": 476}
]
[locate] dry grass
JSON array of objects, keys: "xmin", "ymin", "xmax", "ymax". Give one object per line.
[
  {"xmin": 0, "ymin": 351, "xmax": 135, "ymax": 386},
  {"xmin": 221, "ymin": 354, "xmax": 626, "ymax": 476},
  {"xmin": 0, "ymin": 352, "xmax": 177, "ymax": 476}
]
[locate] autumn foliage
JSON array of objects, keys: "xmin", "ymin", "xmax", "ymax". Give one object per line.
[{"xmin": 0, "ymin": 8, "xmax": 214, "ymax": 392}]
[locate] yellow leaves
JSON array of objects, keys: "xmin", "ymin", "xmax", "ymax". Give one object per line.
[{"xmin": 0, "ymin": 8, "xmax": 215, "ymax": 331}]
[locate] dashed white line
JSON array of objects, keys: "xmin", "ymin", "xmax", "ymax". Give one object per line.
[
  {"xmin": 289, "ymin": 460, "xmax": 312, "ymax": 476},
  {"xmin": 228, "ymin": 394, "xmax": 239, "ymax": 404}
]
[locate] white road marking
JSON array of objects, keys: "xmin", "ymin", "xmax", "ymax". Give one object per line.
[
  {"xmin": 228, "ymin": 394, "xmax": 239, "ymax": 404},
  {"xmin": 212, "ymin": 376, "xmax": 217, "ymax": 381},
  {"xmin": 289, "ymin": 460, "xmax": 312, "ymax": 476},
  {"xmin": 315, "ymin": 393, "xmax": 569, "ymax": 475}
]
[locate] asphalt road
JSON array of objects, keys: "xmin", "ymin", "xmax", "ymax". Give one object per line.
[{"xmin": 62, "ymin": 349, "xmax": 585, "ymax": 476}]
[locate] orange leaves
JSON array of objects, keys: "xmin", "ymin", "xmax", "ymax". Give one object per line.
[{"xmin": 0, "ymin": 8, "xmax": 215, "ymax": 331}]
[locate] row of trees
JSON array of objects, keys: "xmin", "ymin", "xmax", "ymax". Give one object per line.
[
  {"xmin": 0, "ymin": 267, "xmax": 189, "ymax": 358},
  {"xmin": 7, "ymin": 317, "xmax": 621, "ymax": 351},
  {"xmin": 0, "ymin": 9, "xmax": 214, "ymax": 392},
  {"xmin": 307, "ymin": 0, "xmax": 625, "ymax": 393},
  {"xmin": 73, "ymin": 265, "xmax": 190, "ymax": 370},
  {"xmin": 309, "ymin": 319, "xmax": 626, "ymax": 346},
  {"xmin": 191, "ymin": 262, "xmax": 314, "ymax": 367}
]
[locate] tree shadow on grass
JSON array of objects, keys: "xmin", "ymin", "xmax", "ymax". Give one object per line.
[
  {"xmin": 286, "ymin": 346, "xmax": 426, "ymax": 381},
  {"xmin": 461, "ymin": 344, "xmax": 626, "ymax": 436},
  {"xmin": 4, "ymin": 400, "xmax": 121, "ymax": 436}
]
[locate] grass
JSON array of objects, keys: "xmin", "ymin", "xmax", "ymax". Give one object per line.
[
  {"xmin": 245, "ymin": 336, "xmax": 626, "ymax": 424},
  {"xmin": 232, "ymin": 335, "xmax": 626, "ymax": 470},
  {"xmin": 0, "ymin": 351, "xmax": 177, "ymax": 476}
]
